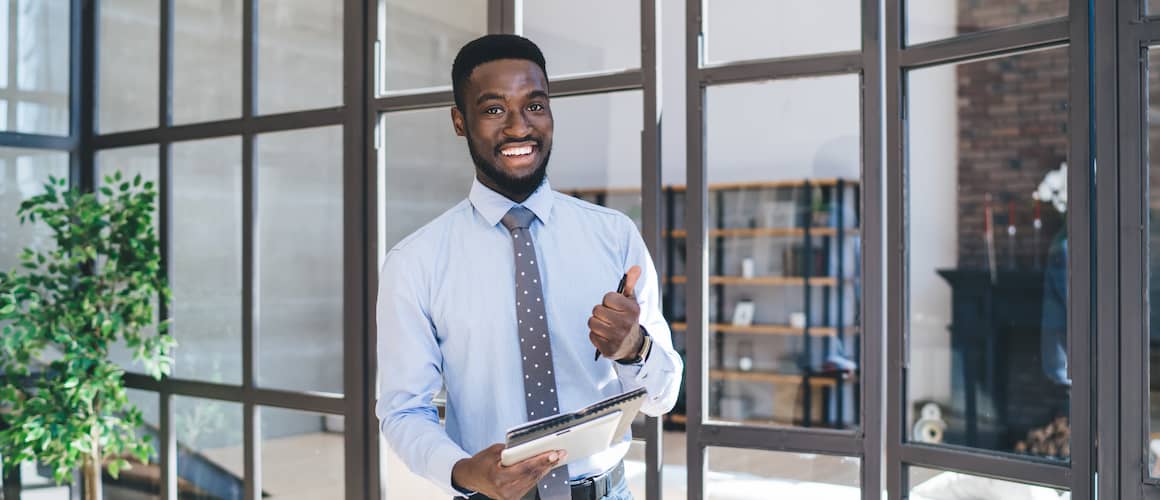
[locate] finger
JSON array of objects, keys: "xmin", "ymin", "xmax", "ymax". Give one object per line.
[
  {"xmin": 622, "ymin": 265, "xmax": 642, "ymax": 299},
  {"xmin": 601, "ymin": 292, "xmax": 639, "ymax": 313},
  {"xmin": 518, "ymin": 449, "xmax": 566, "ymax": 477},
  {"xmin": 588, "ymin": 317, "xmax": 625, "ymax": 345},
  {"xmin": 589, "ymin": 332, "xmax": 617, "ymax": 355},
  {"xmin": 589, "ymin": 308, "xmax": 616, "ymax": 329}
]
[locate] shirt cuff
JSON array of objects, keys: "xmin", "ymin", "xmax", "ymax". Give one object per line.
[{"xmin": 427, "ymin": 440, "xmax": 473, "ymax": 498}]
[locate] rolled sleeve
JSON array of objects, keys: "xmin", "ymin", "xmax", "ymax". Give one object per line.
[
  {"xmin": 375, "ymin": 249, "xmax": 472, "ymax": 497},
  {"xmin": 613, "ymin": 222, "xmax": 684, "ymax": 416}
]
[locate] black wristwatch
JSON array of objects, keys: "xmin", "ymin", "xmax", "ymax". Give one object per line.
[{"xmin": 616, "ymin": 326, "xmax": 653, "ymax": 365}]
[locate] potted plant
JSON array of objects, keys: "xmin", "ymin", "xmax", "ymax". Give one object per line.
[{"xmin": 0, "ymin": 172, "xmax": 175, "ymax": 500}]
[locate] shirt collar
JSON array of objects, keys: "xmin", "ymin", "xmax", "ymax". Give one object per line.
[{"xmin": 469, "ymin": 177, "xmax": 555, "ymax": 228}]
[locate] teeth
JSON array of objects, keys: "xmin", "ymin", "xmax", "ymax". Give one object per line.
[{"xmin": 502, "ymin": 145, "xmax": 533, "ymax": 156}]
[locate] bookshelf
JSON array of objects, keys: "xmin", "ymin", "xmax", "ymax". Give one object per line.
[{"xmin": 565, "ymin": 178, "xmax": 861, "ymax": 430}]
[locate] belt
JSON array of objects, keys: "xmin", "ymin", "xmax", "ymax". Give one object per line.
[{"xmin": 462, "ymin": 461, "xmax": 625, "ymax": 500}]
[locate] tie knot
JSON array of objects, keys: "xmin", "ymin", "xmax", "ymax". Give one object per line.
[{"xmin": 501, "ymin": 206, "xmax": 536, "ymax": 231}]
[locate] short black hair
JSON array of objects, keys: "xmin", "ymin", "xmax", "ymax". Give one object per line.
[{"xmin": 451, "ymin": 34, "xmax": 548, "ymax": 112}]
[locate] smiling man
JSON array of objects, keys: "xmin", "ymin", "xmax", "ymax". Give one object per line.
[{"xmin": 374, "ymin": 35, "xmax": 682, "ymax": 500}]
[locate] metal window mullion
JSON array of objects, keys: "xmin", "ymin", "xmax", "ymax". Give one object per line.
[
  {"xmin": 884, "ymin": 0, "xmax": 906, "ymax": 497},
  {"xmin": 699, "ymin": 424, "xmax": 862, "ymax": 456},
  {"xmin": 363, "ymin": 2, "xmax": 383, "ymax": 500},
  {"xmin": 8, "ymin": 0, "xmax": 18, "ymax": 132},
  {"xmin": 698, "ymin": 52, "xmax": 862, "ymax": 86},
  {"xmin": 243, "ymin": 0, "xmax": 255, "ymax": 119},
  {"xmin": 1065, "ymin": 0, "xmax": 1095, "ymax": 497},
  {"xmin": 157, "ymin": 139, "xmax": 175, "ymax": 500},
  {"xmin": 548, "ymin": 70, "xmax": 644, "ymax": 97},
  {"xmin": 860, "ymin": 0, "xmax": 885, "ymax": 496},
  {"xmin": 1120, "ymin": 10, "xmax": 1149, "ymax": 500},
  {"xmin": 685, "ymin": 0, "xmax": 707, "ymax": 498},
  {"xmin": 0, "ymin": 132, "xmax": 74, "ymax": 150},
  {"xmin": 342, "ymin": 0, "xmax": 370, "ymax": 498},
  {"xmin": 899, "ymin": 17, "xmax": 1069, "ymax": 68},
  {"xmin": 640, "ymin": 0, "xmax": 662, "ymax": 499},
  {"xmin": 93, "ymin": 107, "xmax": 344, "ymax": 149},
  {"xmin": 68, "ymin": 0, "xmax": 84, "ymax": 185},
  {"xmin": 898, "ymin": 444, "xmax": 1070, "ymax": 489},
  {"xmin": 242, "ymin": 128, "xmax": 260, "ymax": 500},
  {"xmin": 160, "ymin": 0, "xmax": 172, "ymax": 128},
  {"xmin": 159, "ymin": 389, "xmax": 176, "ymax": 500},
  {"xmin": 1127, "ymin": 20, "xmax": 1160, "ymax": 45},
  {"xmin": 497, "ymin": 0, "xmax": 516, "ymax": 34},
  {"xmin": 157, "ymin": 1, "xmax": 174, "ymax": 495}
]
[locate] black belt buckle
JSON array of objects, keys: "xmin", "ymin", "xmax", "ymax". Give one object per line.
[{"xmin": 565, "ymin": 461, "xmax": 622, "ymax": 500}]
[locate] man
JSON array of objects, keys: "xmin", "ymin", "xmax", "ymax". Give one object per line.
[{"xmin": 375, "ymin": 34, "xmax": 682, "ymax": 500}]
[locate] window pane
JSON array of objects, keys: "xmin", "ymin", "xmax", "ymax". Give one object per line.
[
  {"xmin": 379, "ymin": 0, "xmax": 486, "ymax": 94},
  {"xmin": 906, "ymin": 0, "xmax": 1068, "ymax": 46},
  {"xmin": 102, "ymin": 389, "xmax": 160, "ymax": 500},
  {"xmin": 378, "ymin": 108, "xmax": 472, "ymax": 261},
  {"xmin": 177, "ymin": 396, "xmax": 244, "ymax": 500},
  {"xmin": 0, "ymin": 0, "xmax": 69, "ymax": 135},
  {"xmin": 258, "ymin": 0, "xmax": 342, "ymax": 114},
  {"xmin": 257, "ymin": 126, "xmax": 343, "ymax": 394},
  {"xmin": 0, "ymin": 148, "xmax": 67, "ymax": 274},
  {"xmin": 261, "ymin": 408, "xmax": 344, "ymax": 499},
  {"xmin": 100, "ymin": 0, "xmax": 159, "ymax": 133},
  {"xmin": 97, "ymin": 145, "xmax": 160, "ymax": 374},
  {"xmin": 174, "ymin": 0, "xmax": 242, "ymax": 124},
  {"xmin": 703, "ymin": 76, "xmax": 862, "ymax": 429},
  {"xmin": 909, "ymin": 466, "xmax": 1068, "ymax": 498},
  {"xmin": 704, "ymin": 0, "xmax": 860, "ymax": 65},
  {"xmin": 172, "ymin": 137, "xmax": 242, "ymax": 384},
  {"xmin": 1147, "ymin": 46, "xmax": 1160, "ymax": 478},
  {"xmin": 550, "ymin": 90, "xmax": 643, "ymax": 228},
  {"xmin": 906, "ymin": 48, "xmax": 1070, "ymax": 459},
  {"xmin": 521, "ymin": 0, "xmax": 639, "ymax": 78},
  {"xmin": 708, "ymin": 447, "xmax": 860, "ymax": 498}
]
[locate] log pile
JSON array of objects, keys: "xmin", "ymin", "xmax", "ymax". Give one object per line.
[{"xmin": 1013, "ymin": 416, "xmax": 1070, "ymax": 459}]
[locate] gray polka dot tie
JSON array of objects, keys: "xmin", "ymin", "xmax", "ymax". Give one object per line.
[{"xmin": 501, "ymin": 206, "xmax": 570, "ymax": 500}]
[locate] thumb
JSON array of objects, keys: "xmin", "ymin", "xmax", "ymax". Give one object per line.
[{"xmin": 622, "ymin": 265, "xmax": 642, "ymax": 299}]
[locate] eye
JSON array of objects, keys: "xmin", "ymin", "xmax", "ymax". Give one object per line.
[
  {"xmin": 527, "ymin": 102, "xmax": 545, "ymax": 112},
  {"xmin": 484, "ymin": 106, "xmax": 503, "ymax": 115}
]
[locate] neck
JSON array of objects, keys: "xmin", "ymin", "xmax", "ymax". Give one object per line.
[{"xmin": 476, "ymin": 171, "xmax": 535, "ymax": 203}]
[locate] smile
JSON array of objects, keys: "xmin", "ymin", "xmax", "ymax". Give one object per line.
[{"xmin": 500, "ymin": 145, "xmax": 536, "ymax": 157}]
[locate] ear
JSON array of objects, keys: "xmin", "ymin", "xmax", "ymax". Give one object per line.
[{"xmin": 451, "ymin": 106, "xmax": 466, "ymax": 137}]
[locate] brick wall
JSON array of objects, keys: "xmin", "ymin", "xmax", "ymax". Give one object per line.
[
  {"xmin": 955, "ymin": 0, "xmax": 1067, "ymax": 34},
  {"xmin": 953, "ymin": 0, "xmax": 1071, "ymax": 450},
  {"xmin": 954, "ymin": 41, "xmax": 1069, "ymax": 268}
]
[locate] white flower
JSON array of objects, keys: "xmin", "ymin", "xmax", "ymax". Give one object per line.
[{"xmin": 1033, "ymin": 162, "xmax": 1067, "ymax": 214}]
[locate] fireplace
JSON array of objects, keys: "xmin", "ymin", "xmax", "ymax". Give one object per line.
[{"xmin": 936, "ymin": 269, "xmax": 1070, "ymax": 452}]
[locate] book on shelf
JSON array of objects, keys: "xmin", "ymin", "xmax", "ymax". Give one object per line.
[{"xmin": 782, "ymin": 244, "xmax": 828, "ymax": 277}]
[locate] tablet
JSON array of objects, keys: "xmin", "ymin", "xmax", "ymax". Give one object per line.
[{"xmin": 499, "ymin": 410, "xmax": 623, "ymax": 467}]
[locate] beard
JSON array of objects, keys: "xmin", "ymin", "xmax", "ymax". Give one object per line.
[{"xmin": 466, "ymin": 130, "xmax": 551, "ymax": 199}]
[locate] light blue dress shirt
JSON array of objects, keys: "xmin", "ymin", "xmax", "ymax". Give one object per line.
[{"xmin": 375, "ymin": 178, "xmax": 683, "ymax": 497}]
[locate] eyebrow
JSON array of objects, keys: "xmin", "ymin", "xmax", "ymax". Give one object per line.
[
  {"xmin": 475, "ymin": 89, "xmax": 550, "ymax": 106},
  {"xmin": 476, "ymin": 92, "xmax": 504, "ymax": 105}
]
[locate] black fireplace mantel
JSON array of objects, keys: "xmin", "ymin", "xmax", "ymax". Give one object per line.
[{"xmin": 935, "ymin": 268, "xmax": 1068, "ymax": 451}]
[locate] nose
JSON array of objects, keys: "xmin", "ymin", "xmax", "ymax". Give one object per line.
[{"xmin": 503, "ymin": 108, "xmax": 532, "ymax": 138}]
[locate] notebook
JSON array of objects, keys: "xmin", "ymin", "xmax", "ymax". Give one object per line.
[{"xmin": 499, "ymin": 387, "xmax": 648, "ymax": 466}]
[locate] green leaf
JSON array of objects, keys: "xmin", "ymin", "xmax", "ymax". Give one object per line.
[{"xmin": 107, "ymin": 458, "xmax": 127, "ymax": 479}]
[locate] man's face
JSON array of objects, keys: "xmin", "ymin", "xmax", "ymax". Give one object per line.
[{"xmin": 452, "ymin": 59, "xmax": 553, "ymax": 199}]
